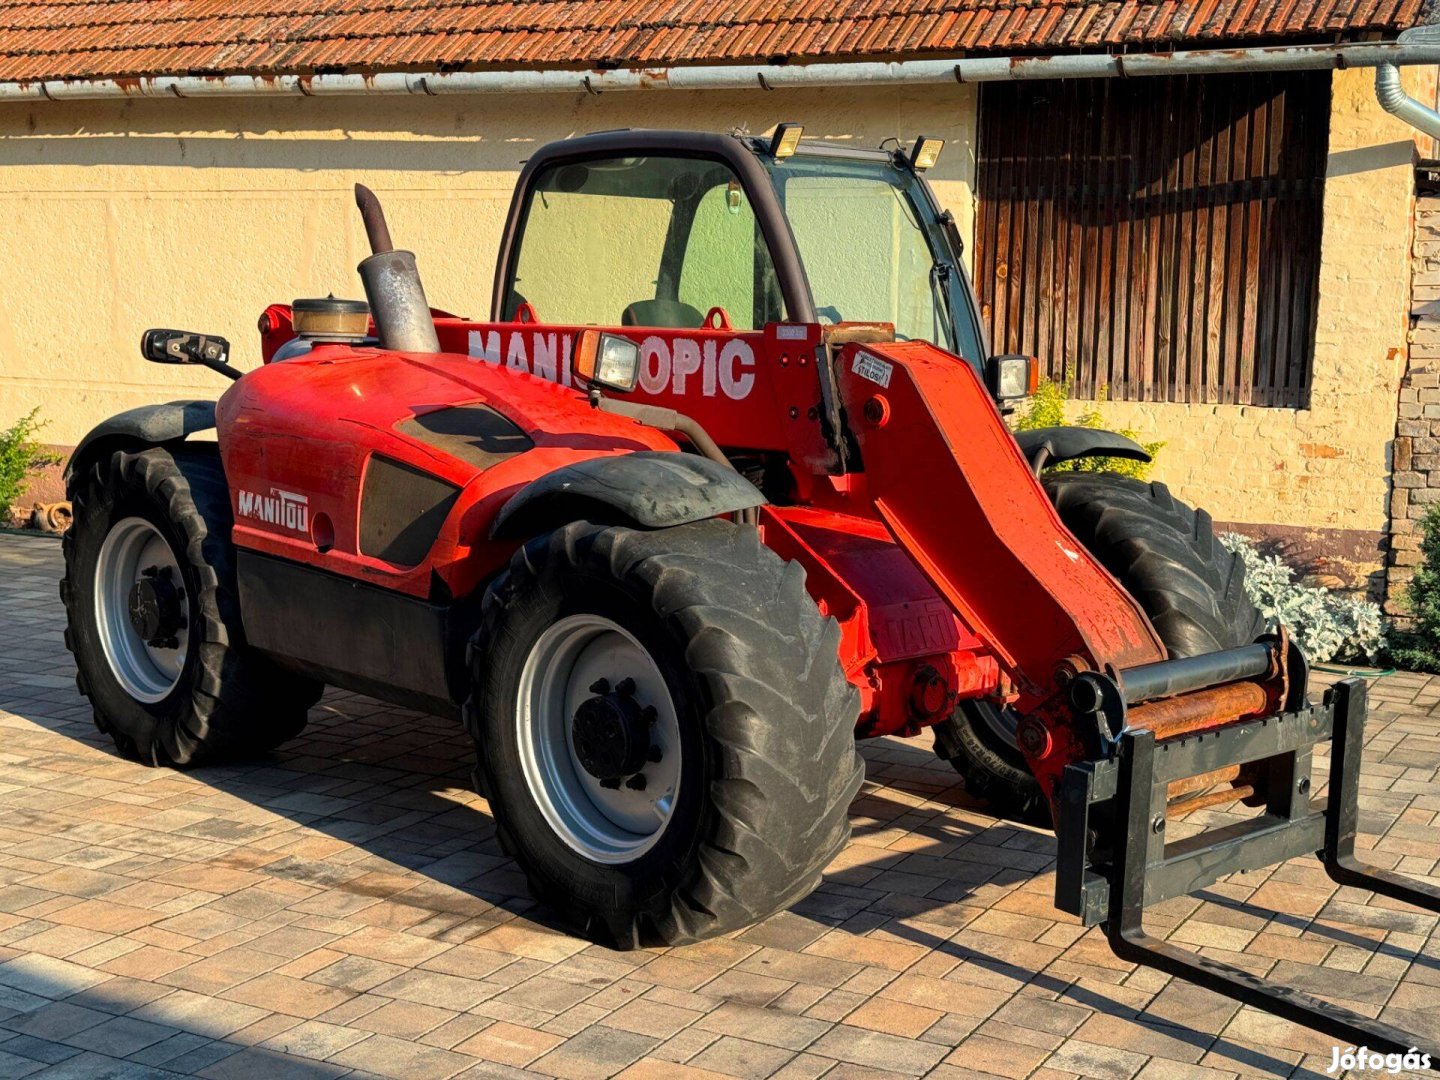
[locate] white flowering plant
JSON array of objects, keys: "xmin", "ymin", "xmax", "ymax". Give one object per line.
[{"xmin": 1219, "ymin": 532, "xmax": 1386, "ymax": 665}]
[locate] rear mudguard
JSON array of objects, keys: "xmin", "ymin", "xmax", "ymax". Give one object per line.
[
  {"xmin": 64, "ymin": 400, "xmax": 217, "ymax": 484},
  {"xmin": 1013, "ymin": 426, "xmax": 1150, "ymax": 471},
  {"xmin": 490, "ymin": 451, "xmax": 766, "ymax": 540}
]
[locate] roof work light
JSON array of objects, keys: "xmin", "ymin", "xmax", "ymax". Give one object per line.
[
  {"xmin": 909, "ymin": 135, "xmax": 945, "ymax": 171},
  {"xmin": 770, "ymin": 123, "xmax": 804, "ymax": 160}
]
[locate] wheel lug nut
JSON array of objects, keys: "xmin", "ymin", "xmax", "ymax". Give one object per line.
[
  {"xmin": 588, "ymin": 678, "xmax": 610, "ymax": 695},
  {"xmin": 625, "ymin": 773, "xmax": 647, "ymax": 791},
  {"xmin": 616, "ymin": 677, "xmax": 637, "ymax": 697}
]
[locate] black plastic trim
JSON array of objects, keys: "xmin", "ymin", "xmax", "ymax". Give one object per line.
[
  {"xmin": 1015, "ymin": 426, "xmax": 1151, "ymax": 470},
  {"xmin": 358, "ymin": 455, "xmax": 461, "ymax": 567},
  {"xmin": 65, "ymin": 400, "xmax": 216, "ymax": 483},
  {"xmin": 490, "ymin": 451, "xmax": 766, "ymax": 540},
  {"xmin": 237, "ymin": 550, "xmax": 458, "ymax": 718}
]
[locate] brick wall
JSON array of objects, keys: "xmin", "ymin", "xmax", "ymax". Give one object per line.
[{"xmin": 1387, "ymin": 188, "xmax": 1440, "ymax": 618}]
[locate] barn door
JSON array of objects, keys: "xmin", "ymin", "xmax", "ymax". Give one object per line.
[{"xmin": 975, "ymin": 73, "xmax": 1330, "ymax": 409}]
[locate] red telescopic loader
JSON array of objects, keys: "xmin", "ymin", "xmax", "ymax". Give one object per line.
[{"xmin": 59, "ymin": 126, "xmax": 1440, "ymax": 1055}]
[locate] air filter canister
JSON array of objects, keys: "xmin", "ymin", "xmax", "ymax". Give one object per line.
[{"xmin": 292, "ymin": 296, "xmax": 371, "ymax": 341}]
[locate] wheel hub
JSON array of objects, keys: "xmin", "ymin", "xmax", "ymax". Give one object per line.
[
  {"xmin": 571, "ymin": 678, "xmax": 655, "ymax": 783},
  {"xmin": 516, "ymin": 614, "xmax": 681, "ymax": 863},
  {"xmin": 94, "ymin": 517, "xmax": 190, "ymax": 703},
  {"xmin": 127, "ymin": 566, "xmax": 184, "ymax": 647}
]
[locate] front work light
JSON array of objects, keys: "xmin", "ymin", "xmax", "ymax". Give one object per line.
[
  {"xmin": 574, "ymin": 330, "xmax": 640, "ymax": 393},
  {"xmin": 909, "ymin": 135, "xmax": 945, "ymax": 171},
  {"xmin": 986, "ymin": 353, "xmax": 1039, "ymax": 409},
  {"xmin": 770, "ymin": 123, "xmax": 804, "ymax": 160}
]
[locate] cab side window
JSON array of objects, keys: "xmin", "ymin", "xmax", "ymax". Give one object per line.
[{"xmin": 675, "ymin": 182, "xmax": 781, "ymax": 329}]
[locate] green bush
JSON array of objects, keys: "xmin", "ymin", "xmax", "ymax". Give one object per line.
[
  {"xmin": 1388, "ymin": 505, "xmax": 1440, "ymax": 672},
  {"xmin": 1219, "ymin": 533, "xmax": 1385, "ymax": 664},
  {"xmin": 1012, "ymin": 375, "xmax": 1164, "ymax": 480},
  {"xmin": 0, "ymin": 409, "xmax": 61, "ymax": 524}
]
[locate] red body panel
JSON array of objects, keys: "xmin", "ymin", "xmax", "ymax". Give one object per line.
[
  {"xmin": 218, "ymin": 344, "xmax": 678, "ymax": 602},
  {"xmin": 260, "ymin": 308, "xmax": 835, "ymax": 469},
  {"xmin": 828, "ymin": 340, "xmax": 1167, "ymax": 710},
  {"xmin": 238, "ymin": 311, "xmax": 1164, "ymax": 748}
]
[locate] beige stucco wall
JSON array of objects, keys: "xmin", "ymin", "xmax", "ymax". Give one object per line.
[
  {"xmin": 1089, "ymin": 66, "xmax": 1430, "ymax": 589},
  {"xmin": 0, "ymin": 85, "xmax": 976, "ymax": 448}
]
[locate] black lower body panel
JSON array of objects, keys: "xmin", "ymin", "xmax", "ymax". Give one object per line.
[{"xmin": 237, "ymin": 550, "xmax": 460, "ymax": 718}]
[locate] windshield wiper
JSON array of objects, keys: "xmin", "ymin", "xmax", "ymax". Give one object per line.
[{"xmin": 930, "ymin": 262, "xmax": 957, "ymax": 351}]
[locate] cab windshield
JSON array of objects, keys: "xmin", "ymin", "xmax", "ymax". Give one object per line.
[
  {"xmin": 503, "ymin": 147, "xmax": 984, "ymax": 363},
  {"xmin": 763, "ymin": 152, "xmax": 980, "ymax": 359}
]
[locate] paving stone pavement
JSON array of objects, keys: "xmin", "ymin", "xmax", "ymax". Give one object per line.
[{"xmin": 2, "ymin": 530, "xmax": 1439, "ymax": 1080}]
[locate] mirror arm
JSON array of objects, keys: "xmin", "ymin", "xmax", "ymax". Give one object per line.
[{"xmin": 197, "ymin": 354, "xmax": 243, "ymax": 382}]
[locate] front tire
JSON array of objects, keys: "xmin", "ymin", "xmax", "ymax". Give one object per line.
[
  {"xmin": 466, "ymin": 519, "xmax": 863, "ymax": 948},
  {"xmin": 937, "ymin": 473, "xmax": 1267, "ymax": 824},
  {"xmin": 62, "ymin": 447, "xmax": 321, "ymax": 765}
]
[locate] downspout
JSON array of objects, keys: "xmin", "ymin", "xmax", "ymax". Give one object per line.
[
  {"xmin": 1374, "ymin": 25, "xmax": 1440, "ymax": 140},
  {"xmin": 1376, "ymin": 64, "xmax": 1440, "ymax": 139}
]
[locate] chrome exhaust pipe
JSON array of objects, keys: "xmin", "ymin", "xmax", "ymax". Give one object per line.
[{"xmin": 354, "ymin": 184, "xmax": 441, "ymax": 354}]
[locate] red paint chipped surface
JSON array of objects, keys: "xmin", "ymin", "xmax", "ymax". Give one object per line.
[{"xmin": 0, "ymin": 0, "xmax": 1424, "ymax": 85}]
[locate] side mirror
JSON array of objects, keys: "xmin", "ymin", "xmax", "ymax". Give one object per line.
[
  {"xmin": 986, "ymin": 354, "xmax": 1039, "ymax": 411},
  {"xmin": 141, "ymin": 329, "xmax": 240, "ymax": 381},
  {"xmin": 573, "ymin": 330, "xmax": 640, "ymax": 394}
]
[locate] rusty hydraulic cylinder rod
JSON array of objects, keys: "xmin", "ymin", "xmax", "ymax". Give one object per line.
[
  {"xmin": 1127, "ymin": 679, "xmax": 1270, "ymax": 742},
  {"xmin": 1166, "ymin": 782, "xmax": 1256, "ymax": 818}
]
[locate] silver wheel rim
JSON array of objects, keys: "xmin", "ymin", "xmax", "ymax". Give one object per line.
[
  {"xmin": 516, "ymin": 614, "xmax": 681, "ymax": 864},
  {"xmin": 93, "ymin": 517, "xmax": 189, "ymax": 703}
]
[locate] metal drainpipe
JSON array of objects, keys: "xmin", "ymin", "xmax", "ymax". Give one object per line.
[
  {"xmin": 1375, "ymin": 63, "xmax": 1440, "ymax": 140},
  {"xmin": 5, "ymin": 40, "xmax": 1440, "ymax": 102}
]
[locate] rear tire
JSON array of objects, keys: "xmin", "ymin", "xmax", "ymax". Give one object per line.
[
  {"xmin": 62, "ymin": 446, "xmax": 322, "ymax": 765},
  {"xmin": 937, "ymin": 473, "xmax": 1266, "ymax": 824},
  {"xmin": 466, "ymin": 519, "xmax": 863, "ymax": 948}
]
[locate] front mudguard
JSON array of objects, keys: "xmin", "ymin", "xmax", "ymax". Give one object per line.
[
  {"xmin": 490, "ymin": 451, "xmax": 765, "ymax": 540},
  {"xmin": 1014, "ymin": 426, "xmax": 1150, "ymax": 472},
  {"xmin": 64, "ymin": 400, "xmax": 217, "ymax": 488}
]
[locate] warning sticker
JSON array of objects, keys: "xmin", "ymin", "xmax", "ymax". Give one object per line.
[{"xmin": 851, "ymin": 353, "xmax": 893, "ymax": 388}]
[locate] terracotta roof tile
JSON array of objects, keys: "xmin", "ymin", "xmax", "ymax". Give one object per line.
[{"xmin": 0, "ymin": 0, "xmax": 1425, "ymax": 84}]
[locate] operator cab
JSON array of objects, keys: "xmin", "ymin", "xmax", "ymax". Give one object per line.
[{"xmin": 493, "ymin": 127, "xmax": 989, "ymax": 373}]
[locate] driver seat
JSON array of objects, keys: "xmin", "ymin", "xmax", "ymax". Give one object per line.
[{"xmin": 621, "ymin": 299, "xmax": 704, "ymax": 329}]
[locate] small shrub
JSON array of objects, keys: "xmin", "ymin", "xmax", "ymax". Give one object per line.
[
  {"xmin": 1387, "ymin": 505, "xmax": 1440, "ymax": 673},
  {"xmin": 1219, "ymin": 532, "xmax": 1386, "ymax": 665},
  {"xmin": 0, "ymin": 409, "xmax": 62, "ymax": 525},
  {"xmin": 1012, "ymin": 375, "xmax": 1164, "ymax": 480}
]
